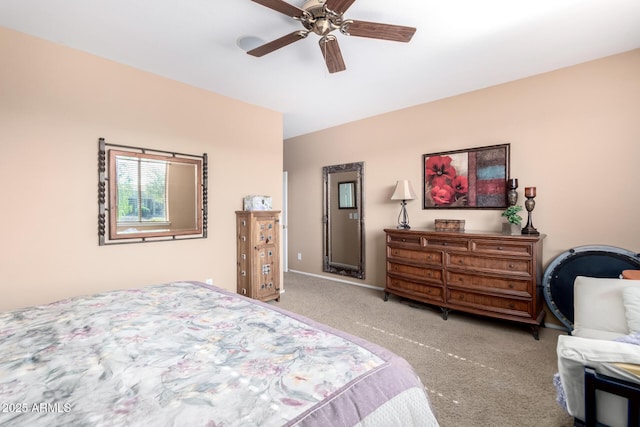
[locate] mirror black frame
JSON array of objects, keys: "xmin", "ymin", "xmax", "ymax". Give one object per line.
[
  {"xmin": 322, "ymin": 162, "xmax": 365, "ymax": 279},
  {"xmin": 98, "ymin": 138, "xmax": 208, "ymax": 245}
]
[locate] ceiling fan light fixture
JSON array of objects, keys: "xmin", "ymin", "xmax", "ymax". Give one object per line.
[{"xmin": 312, "ymin": 17, "xmax": 337, "ymax": 36}]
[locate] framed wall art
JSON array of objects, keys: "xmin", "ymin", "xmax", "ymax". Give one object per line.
[{"xmin": 423, "ymin": 143, "xmax": 510, "ymax": 209}]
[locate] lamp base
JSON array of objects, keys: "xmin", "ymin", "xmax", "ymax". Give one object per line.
[{"xmin": 396, "ymin": 201, "xmax": 411, "ymax": 230}]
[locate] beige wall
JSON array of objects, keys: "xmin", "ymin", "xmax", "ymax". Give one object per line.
[
  {"xmin": 284, "ymin": 49, "xmax": 640, "ymax": 301},
  {"xmin": 0, "ymin": 27, "xmax": 283, "ymax": 310}
]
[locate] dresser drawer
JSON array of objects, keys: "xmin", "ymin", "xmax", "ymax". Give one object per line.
[
  {"xmin": 447, "ymin": 289, "xmax": 532, "ymax": 318},
  {"xmin": 388, "ymin": 262, "xmax": 443, "ymax": 283},
  {"xmin": 423, "ymin": 238, "xmax": 469, "ymax": 251},
  {"xmin": 447, "ymin": 272, "xmax": 532, "ymax": 297},
  {"xmin": 387, "ymin": 277, "xmax": 444, "ymax": 303},
  {"xmin": 388, "ymin": 247, "xmax": 443, "ymax": 265},
  {"xmin": 472, "ymin": 240, "xmax": 532, "ymax": 256},
  {"xmin": 387, "ymin": 233, "xmax": 421, "ymax": 247},
  {"xmin": 447, "ymin": 254, "xmax": 530, "ymax": 275}
]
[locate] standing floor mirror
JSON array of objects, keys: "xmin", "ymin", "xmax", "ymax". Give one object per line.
[{"xmin": 323, "ymin": 162, "xmax": 365, "ymax": 279}]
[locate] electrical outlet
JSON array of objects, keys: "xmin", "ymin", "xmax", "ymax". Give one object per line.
[
  {"xmin": 205, "ymin": 278, "xmax": 213, "ymax": 285},
  {"xmin": 297, "ymin": 252, "xmax": 302, "ymax": 261}
]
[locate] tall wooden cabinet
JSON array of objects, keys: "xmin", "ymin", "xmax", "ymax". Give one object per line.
[
  {"xmin": 384, "ymin": 229, "xmax": 545, "ymax": 339},
  {"xmin": 236, "ymin": 211, "xmax": 281, "ymax": 302}
]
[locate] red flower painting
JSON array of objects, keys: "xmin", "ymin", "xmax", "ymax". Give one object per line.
[
  {"xmin": 425, "ymin": 156, "xmax": 457, "ymax": 181},
  {"xmin": 424, "ymin": 155, "xmax": 468, "ymax": 206},
  {"xmin": 452, "ymin": 176, "xmax": 468, "ymax": 194},
  {"xmin": 423, "ymin": 144, "xmax": 510, "ymax": 209}
]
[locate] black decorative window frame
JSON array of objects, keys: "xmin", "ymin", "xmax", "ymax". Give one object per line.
[{"xmin": 98, "ymin": 138, "xmax": 208, "ymax": 245}]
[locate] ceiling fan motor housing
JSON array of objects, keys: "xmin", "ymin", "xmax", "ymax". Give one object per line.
[
  {"xmin": 302, "ymin": 0, "xmax": 328, "ymax": 17},
  {"xmin": 301, "ymin": 0, "xmax": 343, "ymax": 36}
]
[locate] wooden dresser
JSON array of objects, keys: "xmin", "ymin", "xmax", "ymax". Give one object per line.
[
  {"xmin": 384, "ymin": 229, "xmax": 546, "ymax": 339},
  {"xmin": 236, "ymin": 211, "xmax": 281, "ymax": 302}
]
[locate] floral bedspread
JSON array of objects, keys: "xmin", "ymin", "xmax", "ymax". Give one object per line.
[{"xmin": 0, "ymin": 282, "xmax": 436, "ymax": 426}]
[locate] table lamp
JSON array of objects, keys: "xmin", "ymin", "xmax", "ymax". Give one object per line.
[{"xmin": 391, "ymin": 180, "xmax": 416, "ymax": 229}]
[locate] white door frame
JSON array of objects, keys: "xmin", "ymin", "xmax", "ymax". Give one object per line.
[{"xmin": 282, "ymin": 171, "xmax": 288, "ymax": 273}]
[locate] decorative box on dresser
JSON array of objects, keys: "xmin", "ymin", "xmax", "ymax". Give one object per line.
[
  {"xmin": 236, "ymin": 211, "xmax": 281, "ymax": 302},
  {"xmin": 384, "ymin": 229, "xmax": 546, "ymax": 339}
]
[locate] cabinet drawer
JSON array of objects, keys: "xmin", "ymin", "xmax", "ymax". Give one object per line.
[
  {"xmin": 447, "ymin": 254, "xmax": 530, "ymax": 275},
  {"xmin": 472, "ymin": 240, "xmax": 532, "ymax": 256},
  {"xmin": 422, "ymin": 238, "xmax": 469, "ymax": 251},
  {"xmin": 447, "ymin": 289, "xmax": 532, "ymax": 318},
  {"xmin": 386, "ymin": 277, "xmax": 444, "ymax": 303},
  {"xmin": 388, "ymin": 262, "xmax": 443, "ymax": 283},
  {"xmin": 387, "ymin": 233, "xmax": 421, "ymax": 247},
  {"xmin": 447, "ymin": 272, "xmax": 532, "ymax": 297},
  {"xmin": 388, "ymin": 247, "xmax": 442, "ymax": 265}
]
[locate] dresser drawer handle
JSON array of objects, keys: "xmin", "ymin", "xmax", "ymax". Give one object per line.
[
  {"xmin": 508, "ymin": 264, "xmax": 515, "ymax": 269},
  {"xmin": 459, "ymin": 294, "xmax": 465, "ymax": 300},
  {"xmin": 443, "ymin": 242, "xmax": 448, "ymax": 246},
  {"xmin": 508, "ymin": 303, "xmax": 515, "ymax": 309},
  {"xmin": 402, "ymin": 238, "xmax": 406, "ymax": 242},
  {"xmin": 508, "ymin": 283, "xmax": 515, "ymax": 288},
  {"xmin": 497, "ymin": 246, "xmax": 503, "ymax": 250},
  {"xmin": 427, "ymin": 255, "xmax": 432, "ymax": 260},
  {"xmin": 458, "ymin": 259, "xmax": 464, "ymax": 264}
]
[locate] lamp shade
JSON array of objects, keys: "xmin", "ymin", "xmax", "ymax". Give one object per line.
[{"xmin": 391, "ymin": 180, "xmax": 416, "ymax": 201}]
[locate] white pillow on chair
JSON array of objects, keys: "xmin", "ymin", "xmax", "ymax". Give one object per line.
[
  {"xmin": 623, "ymin": 287, "xmax": 640, "ymax": 333},
  {"xmin": 572, "ymin": 276, "xmax": 637, "ymax": 337}
]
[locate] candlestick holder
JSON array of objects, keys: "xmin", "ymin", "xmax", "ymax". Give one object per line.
[
  {"xmin": 507, "ymin": 178, "xmax": 518, "ymax": 207},
  {"xmin": 521, "ymin": 187, "xmax": 539, "ymax": 235}
]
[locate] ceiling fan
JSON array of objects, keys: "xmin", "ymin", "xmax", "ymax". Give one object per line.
[{"xmin": 247, "ymin": 0, "xmax": 416, "ymax": 73}]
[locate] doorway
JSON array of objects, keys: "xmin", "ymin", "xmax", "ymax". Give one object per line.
[{"xmin": 282, "ymin": 171, "xmax": 288, "ymax": 273}]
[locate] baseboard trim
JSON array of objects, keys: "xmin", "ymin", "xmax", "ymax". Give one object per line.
[
  {"xmin": 544, "ymin": 322, "xmax": 570, "ymax": 332},
  {"xmin": 287, "ymin": 270, "xmax": 384, "ymax": 292}
]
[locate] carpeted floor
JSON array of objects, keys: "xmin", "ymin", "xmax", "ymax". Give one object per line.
[{"xmin": 274, "ymin": 271, "xmax": 574, "ymax": 427}]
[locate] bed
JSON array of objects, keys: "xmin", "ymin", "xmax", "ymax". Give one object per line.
[{"xmin": 0, "ymin": 281, "xmax": 439, "ymax": 426}]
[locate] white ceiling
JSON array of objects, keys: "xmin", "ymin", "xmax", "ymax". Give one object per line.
[{"xmin": 1, "ymin": 0, "xmax": 639, "ymax": 139}]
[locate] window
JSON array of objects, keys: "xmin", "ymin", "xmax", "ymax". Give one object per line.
[{"xmin": 115, "ymin": 156, "xmax": 168, "ymax": 224}]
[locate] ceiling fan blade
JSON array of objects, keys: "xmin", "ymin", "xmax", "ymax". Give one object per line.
[
  {"xmin": 319, "ymin": 36, "xmax": 346, "ymax": 74},
  {"xmin": 250, "ymin": 0, "xmax": 306, "ymax": 18},
  {"xmin": 341, "ymin": 20, "xmax": 416, "ymax": 43},
  {"xmin": 324, "ymin": 0, "xmax": 357, "ymax": 15},
  {"xmin": 247, "ymin": 31, "xmax": 308, "ymax": 57}
]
